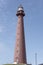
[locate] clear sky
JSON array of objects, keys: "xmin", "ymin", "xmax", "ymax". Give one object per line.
[{"xmin": 0, "ymin": 0, "xmax": 43, "ymax": 65}]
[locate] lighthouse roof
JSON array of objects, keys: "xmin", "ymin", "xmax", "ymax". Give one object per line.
[{"xmin": 18, "ymin": 5, "xmax": 24, "ymax": 11}]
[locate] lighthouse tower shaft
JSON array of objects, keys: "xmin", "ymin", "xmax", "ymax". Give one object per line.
[{"xmin": 14, "ymin": 5, "xmax": 27, "ymax": 64}]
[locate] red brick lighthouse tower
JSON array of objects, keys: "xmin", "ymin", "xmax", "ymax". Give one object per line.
[{"xmin": 14, "ymin": 5, "xmax": 27, "ymax": 64}]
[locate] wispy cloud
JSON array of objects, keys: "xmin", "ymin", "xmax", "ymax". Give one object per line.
[
  {"xmin": 0, "ymin": 0, "xmax": 9, "ymax": 33},
  {"xmin": 0, "ymin": 25, "xmax": 5, "ymax": 33},
  {"xmin": 0, "ymin": 0, "xmax": 7, "ymax": 10},
  {"xmin": 0, "ymin": 42, "xmax": 4, "ymax": 52},
  {"xmin": 0, "ymin": 42, "xmax": 7, "ymax": 54},
  {"xmin": 0, "ymin": 26, "xmax": 3, "ymax": 33},
  {"xmin": 0, "ymin": 42, "xmax": 10, "ymax": 53},
  {"xmin": 0, "ymin": 42, "xmax": 11, "ymax": 64},
  {"xmin": 0, "ymin": 0, "xmax": 10, "ymax": 23},
  {"xmin": 0, "ymin": 0, "xmax": 7, "ymax": 22}
]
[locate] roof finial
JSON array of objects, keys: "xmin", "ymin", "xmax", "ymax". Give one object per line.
[{"xmin": 19, "ymin": 4, "xmax": 23, "ymax": 8}]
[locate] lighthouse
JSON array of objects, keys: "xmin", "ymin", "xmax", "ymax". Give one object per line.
[{"xmin": 14, "ymin": 5, "xmax": 27, "ymax": 64}]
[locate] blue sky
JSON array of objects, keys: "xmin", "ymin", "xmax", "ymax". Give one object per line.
[{"xmin": 0, "ymin": 0, "xmax": 43, "ymax": 65}]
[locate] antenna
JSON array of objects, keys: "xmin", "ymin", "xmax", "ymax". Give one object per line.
[{"xmin": 35, "ymin": 53, "xmax": 37, "ymax": 65}]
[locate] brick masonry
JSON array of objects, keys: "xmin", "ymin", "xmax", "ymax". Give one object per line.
[{"xmin": 14, "ymin": 6, "xmax": 27, "ymax": 64}]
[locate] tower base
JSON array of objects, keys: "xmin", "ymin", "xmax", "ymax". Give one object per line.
[{"xmin": 3, "ymin": 64, "xmax": 32, "ymax": 65}]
